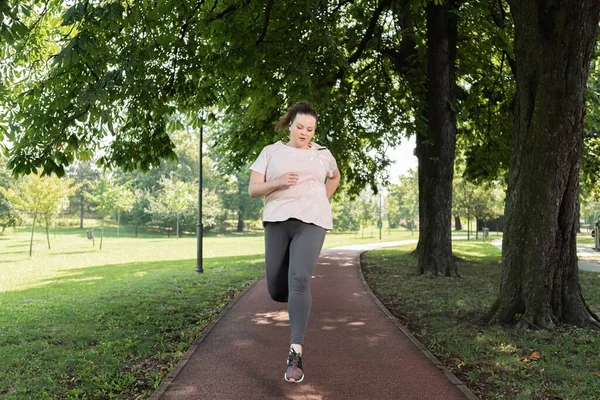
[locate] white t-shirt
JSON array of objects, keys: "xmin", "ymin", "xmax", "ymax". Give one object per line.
[{"xmin": 249, "ymin": 141, "xmax": 338, "ymax": 230}]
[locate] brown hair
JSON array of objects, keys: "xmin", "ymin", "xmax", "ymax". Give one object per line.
[{"xmin": 275, "ymin": 101, "xmax": 318, "ymax": 131}]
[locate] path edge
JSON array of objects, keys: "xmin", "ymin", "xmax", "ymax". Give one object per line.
[
  {"xmin": 147, "ymin": 274, "xmax": 265, "ymax": 400},
  {"xmin": 354, "ymin": 250, "xmax": 479, "ymax": 400}
]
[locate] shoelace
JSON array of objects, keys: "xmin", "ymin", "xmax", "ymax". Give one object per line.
[{"xmin": 287, "ymin": 350, "xmax": 301, "ymax": 368}]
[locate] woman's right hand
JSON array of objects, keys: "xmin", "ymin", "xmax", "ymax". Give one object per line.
[{"xmin": 274, "ymin": 172, "xmax": 299, "ymax": 189}]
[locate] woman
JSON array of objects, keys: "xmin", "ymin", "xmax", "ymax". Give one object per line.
[{"xmin": 248, "ymin": 101, "xmax": 340, "ymax": 383}]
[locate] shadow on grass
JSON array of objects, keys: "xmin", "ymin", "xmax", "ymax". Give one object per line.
[
  {"xmin": 1, "ymin": 250, "xmax": 29, "ymax": 255},
  {"xmin": 48, "ymin": 250, "xmax": 96, "ymax": 256},
  {"xmin": 0, "ymin": 253, "xmax": 267, "ymax": 399},
  {"xmin": 6, "ymin": 254, "xmax": 266, "ymax": 294}
]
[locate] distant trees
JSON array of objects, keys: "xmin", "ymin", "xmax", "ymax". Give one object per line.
[
  {"xmin": 453, "ymin": 178, "xmax": 504, "ymax": 240},
  {"xmin": 332, "ymin": 194, "xmax": 360, "ymax": 232},
  {"xmin": 386, "ymin": 170, "xmax": 419, "ymax": 233},
  {"xmin": 1, "ymin": 173, "xmax": 77, "ymax": 255},
  {"xmin": 148, "ymin": 177, "xmax": 195, "ymax": 238},
  {"xmin": 85, "ymin": 176, "xmax": 134, "ymax": 249},
  {"xmin": 0, "ymin": 158, "xmax": 20, "ymax": 232}
]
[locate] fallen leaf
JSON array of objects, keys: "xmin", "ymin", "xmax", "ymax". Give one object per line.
[
  {"xmin": 593, "ymin": 372, "xmax": 600, "ymax": 378},
  {"xmin": 520, "ymin": 357, "xmax": 530, "ymax": 364},
  {"xmin": 529, "ymin": 351, "xmax": 541, "ymax": 361}
]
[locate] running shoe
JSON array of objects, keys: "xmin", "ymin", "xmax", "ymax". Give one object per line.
[{"xmin": 284, "ymin": 348, "xmax": 304, "ymax": 383}]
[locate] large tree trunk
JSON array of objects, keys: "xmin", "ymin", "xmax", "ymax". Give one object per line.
[
  {"xmin": 488, "ymin": 1, "xmax": 600, "ymax": 329},
  {"xmin": 415, "ymin": 1, "xmax": 458, "ymax": 277}
]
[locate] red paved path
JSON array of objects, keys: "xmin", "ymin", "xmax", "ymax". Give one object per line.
[{"xmin": 150, "ymin": 247, "xmax": 477, "ymax": 400}]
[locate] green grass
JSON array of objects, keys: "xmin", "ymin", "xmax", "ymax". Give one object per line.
[
  {"xmin": 361, "ymin": 242, "xmax": 600, "ymax": 400},
  {"xmin": 2, "ymin": 223, "xmax": 593, "ymax": 399},
  {"xmin": 0, "ymin": 224, "xmax": 418, "ymax": 293},
  {"xmin": 0, "ymin": 255, "xmax": 265, "ymax": 399},
  {"xmin": 0, "ymin": 224, "xmax": 417, "ymax": 399}
]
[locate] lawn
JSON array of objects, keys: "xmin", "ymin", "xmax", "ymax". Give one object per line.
[
  {"xmin": 0, "ymin": 223, "xmax": 417, "ymax": 399},
  {"xmin": 2, "ymin": 225, "xmax": 593, "ymax": 399},
  {"xmin": 0, "ymin": 223, "xmax": 420, "ymax": 293},
  {"xmin": 361, "ymin": 241, "xmax": 600, "ymax": 400}
]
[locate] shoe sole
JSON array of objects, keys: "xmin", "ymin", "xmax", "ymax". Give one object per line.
[{"xmin": 284, "ymin": 372, "xmax": 305, "ymax": 383}]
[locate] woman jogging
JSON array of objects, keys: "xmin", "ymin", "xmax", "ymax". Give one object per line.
[{"xmin": 248, "ymin": 101, "xmax": 340, "ymax": 383}]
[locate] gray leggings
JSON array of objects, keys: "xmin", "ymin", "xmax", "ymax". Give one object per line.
[{"xmin": 264, "ymin": 219, "xmax": 326, "ymax": 345}]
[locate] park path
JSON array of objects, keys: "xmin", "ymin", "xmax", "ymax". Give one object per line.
[{"xmin": 149, "ymin": 240, "xmax": 477, "ymax": 400}]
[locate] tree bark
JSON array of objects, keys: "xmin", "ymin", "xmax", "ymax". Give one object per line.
[
  {"xmin": 454, "ymin": 215, "xmax": 462, "ymax": 231},
  {"xmin": 488, "ymin": 0, "xmax": 600, "ymax": 329},
  {"xmin": 46, "ymin": 227, "xmax": 51, "ymax": 250},
  {"xmin": 415, "ymin": 0, "xmax": 459, "ymax": 277},
  {"xmin": 237, "ymin": 209, "xmax": 244, "ymax": 233}
]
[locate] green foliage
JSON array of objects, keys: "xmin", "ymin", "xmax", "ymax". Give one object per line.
[
  {"xmin": 455, "ymin": 0, "xmax": 514, "ymax": 184},
  {"xmin": 147, "ymin": 176, "xmax": 195, "ymax": 237},
  {"xmin": 85, "ymin": 175, "xmax": 134, "ymax": 219},
  {"xmin": 331, "ymin": 193, "xmax": 361, "ymax": 232},
  {"xmin": 453, "ymin": 176, "xmax": 504, "ymax": 234},
  {"xmin": 65, "ymin": 161, "xmax": 101, "ymax": 217},
  {"xmin": 128, "ymin": 189, "xmax": 151, "ymax": 232},
  {"xmin": 582, "ymin": 40, "xmax": 600, "ymax": 198},
  {"xmin": 386, "ymin": 169, "xmax": 419, "ymax": 229},
  {"xmin": 219, "ymin": 170, "xmax": 263, "ymax": 232},
  {"xmin": 1, "ymin": 171, "xmax": 78, "ymax": 253},
  {"xmin": 3, "ymin": 0, "xmax": 411, "ymax": 196},
  {"xmin": 201, "ymin": 187, "xmax": 226, "ymax": 231},
  {"xmin": 36, "ymin": 175, "xmax": 79, "ymax": 245},
  {"xmin": 0, "ymin": 157, "xmax": 21, "ymax": 231}
]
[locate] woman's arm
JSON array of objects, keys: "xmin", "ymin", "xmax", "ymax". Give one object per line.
[
  {"xmin": 325, "ymin": 169, "xmax": 341, "ymax": 200},
  {"xmin": 248, "ymin": 170, "xmax": 299, "ymax": 198}
]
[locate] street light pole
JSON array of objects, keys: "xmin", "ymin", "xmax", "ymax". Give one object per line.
[
  {"xmin": 195, "ymin": 117, "xmax": 204, "ymax": 274},
  {"xmin": 379, "ymin": 190, "xmax": 383, "ymax": 240}
]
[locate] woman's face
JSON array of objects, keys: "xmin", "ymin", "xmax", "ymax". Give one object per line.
[{"xmin": 289, "ymin": 113, "xmax": 316, "ymax": 149}]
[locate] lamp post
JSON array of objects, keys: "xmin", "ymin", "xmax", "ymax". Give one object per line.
[{"xmin": 195, "ymin": 116, "xmax": 204, "ymax": 274}]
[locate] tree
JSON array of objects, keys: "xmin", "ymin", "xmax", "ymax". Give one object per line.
[
  {"xmin": 128, "ymin": 189, "xmax": 151, "ymax": 238},
  {"xmin": 66, "ymin": 162, "xmax": 100, "ymax": 229},
  {"xmin": 388, "ymin": 170, "xmax": 419, "ymax": 233},
  {"xmin": 221, "ymin": 171, "xmax": 262, "ymax": 233},
  {"xmin": 148, "ymin": 177, "xmax": 195, "ymax": 238},
  {"xmin": 332, "ymin": 193, "xmax": 361, "ymax": 232},
  {"xmin": 201, "ymin": 187, "xmax": 226, "ymax": 232},
  {"xmin": 1, "ymin": 173, "xmax": 76, "ymax": 255},
  {"xmin": 385, "ymin": 194, "xmax": 401, "ymax": 229},
  {"xmin": 356, "ymin": 190, "xmax": 378, "ymax": 238},
  {"xmin": 453, "ymin": 178, "xmax": 475, "ymax": 239},
  {"xmin": 0, "ymin": 157, "xmax": 21, "ymax": 232},
  {"xmin": 85, "ymin": 175, "xmax": 134, "ymax": 249},
  {"xmin": 37, "ymin": 176, "xmax": 78, "ymax": 249},
  {"xmin": 0, "ymin": 0, "xmax": 542, "ymax": 281},
  {"xmin": 411, "ymin": 0, "xmax": 459, "ymax": 276},
  {"xmin": 111, "ymin": 184, "xmax": 135, "ymax": 238},
  {"xmin": 487, "ymin": 1, "xmax": 600, "ymax": 329}
]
